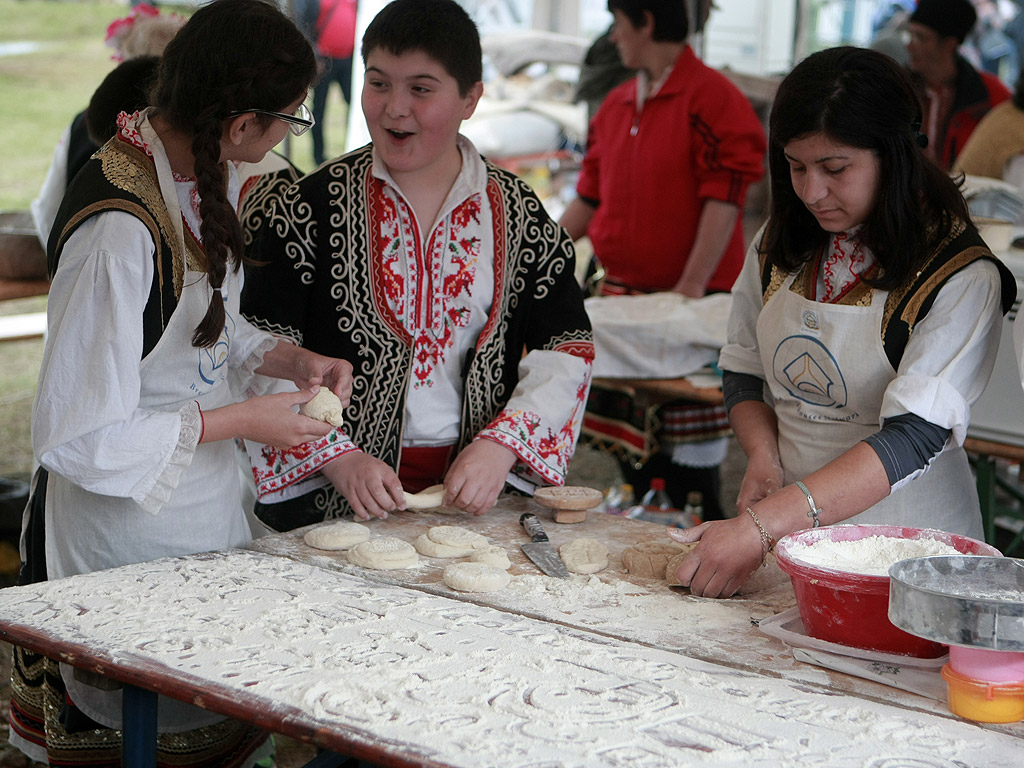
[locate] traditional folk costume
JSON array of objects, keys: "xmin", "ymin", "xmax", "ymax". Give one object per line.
[
  {"xmin": 10, "ymin": 110, "xmax": 273, "ymax": 767},
  {"xmin": 575, "ymin": 45, "xmax": 766, "ymax": 518},
  {"xmin": 719, "ymin": 221, "xmax": 1016, "ymax": 538},
  {"xmin": 240, "ymin": 137, "xmax": 594, "ymax": 530}
]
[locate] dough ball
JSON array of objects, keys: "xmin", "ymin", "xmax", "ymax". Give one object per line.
[
  {"xmin": 664, "ymin": 545, "xmax": 700, "ymax": 586},
  {"xmin": 558, "ymin": 537, "xmax": 609, "ymax": 574},
  {"xmin": 413, "ymin": 525, "xmax": 489, "ymax": 558},
  {"xmin": 403, "ymin": 484, "xmax": 446, "ymax": 510},
  {"xmin": 469, "ymin": 545, "xmax": 512, "ymax": 570},
  {"xmin": 622, "ymin": 537, "xmax": 690, "ymax": 579},
  {"xmin": 303, "ymin": 520, "xmax": 370, "ymax": 551},
  {"xmin": 346, "ymin": 537, "xmax": 418, "ymax": 570},
  {"xmin": 533, "ymin": 485, "xmax": 603, "ymax": 510},
  {"xmin": 299, "ymin": 388, "xmax": 344, "ymax": 427},
  {"xmin": 443, "ymin": 562, "xmax": 512, "ymax": 592}
]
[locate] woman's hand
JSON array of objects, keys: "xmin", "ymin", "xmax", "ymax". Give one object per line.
[
  {"xmin": 321, "ymin": 452, "xmax": 403, "ymax": 520},
  {"xmin": 666, "ymin": 515, "xmax": 765, "ymax": 598},
  {"xmin": 736, "ymin": 451, "xmax": 785, "ymax": 515},
  {"xmin": 443, "ymin": 439, "xmax": 518, "ymax": 515},
  {"xmin": 201, "ymin": 389, "xmax": 333, "ymax": 448}
]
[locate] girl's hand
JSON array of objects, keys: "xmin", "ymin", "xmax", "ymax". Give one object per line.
[
  {"xmin": 666, "ymin": 516, "xmax": 765, "ymax": 598},
  {"xmin": 203, "ymin": 389, "xmax": 333, "ymax": 448},
  {"xmin": 321, "ymin": 452, "xmax": 403, "ymax": 520},
  {"xmin": 443, "ymin": 440, "xmax": 517, "ymax": 515}
]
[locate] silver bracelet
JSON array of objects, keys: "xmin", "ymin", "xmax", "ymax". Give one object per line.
[{"xmin": 794, "ymin": 480, "xmax": 822, "ymax": 528}]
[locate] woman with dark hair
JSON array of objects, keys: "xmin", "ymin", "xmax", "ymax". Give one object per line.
[
  {"xmin": 669, "ymin": 46, "xmax": 1016, "ymax": 598},
  {"xmin": 10, "ymin": 1, "xmax": 352, "ymax": 764}
]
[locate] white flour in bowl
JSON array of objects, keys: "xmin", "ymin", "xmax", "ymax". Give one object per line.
[{"xmin": 785, "ymin": 535, "xmax": 962, "ymax": 576}]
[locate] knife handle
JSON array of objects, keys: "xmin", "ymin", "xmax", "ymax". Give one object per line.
[{"xmin": 520, "ymin": 513, "xmax": 549, "ymax": 543}]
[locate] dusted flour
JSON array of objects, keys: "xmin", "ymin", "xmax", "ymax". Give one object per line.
[{"xmin": 786, "ymin": 535, "xmax": 962, "ymax": 576}]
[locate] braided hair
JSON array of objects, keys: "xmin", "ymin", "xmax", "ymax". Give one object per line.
[{"xmin": 150, "ymin": 0, "xmax": 316, "ymax": 348}]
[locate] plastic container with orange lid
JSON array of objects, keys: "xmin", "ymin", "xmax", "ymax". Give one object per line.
[{"xmin": 941, "ymin": 664, "xmax": 1024, "ymax": 723}]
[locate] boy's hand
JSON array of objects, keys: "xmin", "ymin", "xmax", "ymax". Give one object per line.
[
  {"xmin": 321, "ymin": 452, "xmax": 404, "ymax": 520},
  {"xmin": 294, "ymin": 352, "xmax": 353, "ymax": 407},
  {"xmin": 444, "ymin": 440, "xmax": 517, "ymax": 515}
]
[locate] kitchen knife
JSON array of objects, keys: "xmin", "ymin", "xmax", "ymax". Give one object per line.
[{"xmin": 519, "ymin": 513, "xmax": 571, "ymax": 579}]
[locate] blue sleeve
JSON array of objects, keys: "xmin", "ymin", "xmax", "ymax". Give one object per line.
[{"xmin": 863, "ymin": 413, "xmax": 951, "ymax": 486}]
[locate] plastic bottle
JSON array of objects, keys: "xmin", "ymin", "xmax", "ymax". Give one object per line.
[
  {"xmin": 682, "ymin": 491, "xmax": 704, "ymax": 527},
  {"xmin": 626, "ymin": 478, "xmax": 674, "ymax": 522},
  {"xmin": 600, "ymin": 483, "xmax": 634, "ymax": 516}
]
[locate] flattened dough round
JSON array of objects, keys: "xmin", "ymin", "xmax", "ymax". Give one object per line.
[
  {"xmin": 414, "ymin": 533, "xmax": 475, "ymax": 559},
  {"xmin": 469, "ymin": 544, "xmax": 512, "ymax": 570},
  {"xmin": 622, "ymin": 537, "xmax": 690, "ymax": 579},
  {"xmin": 403, "ymin": 484, "xmax": 446, "ymax": 510},
  {"xmin": 443, "ymin": 562, "xmax": 512, "ymax": 592},
  {"xmin": 558, "ymin": 537, "xmax": 609, "ymax": 574},
  {"xmin": 347, "ymin": 537, "xmax": 418, "ymax": 570},
  {"xmin": 413, "ymin": 525, "xmax": 489, "ymax": 558},
  {"xmin": 299, "ymin": 388, "xmax": 344, "ymax": 427},
  {"xmin": 427, "ymin": 525, "xmax": 487, "ymax": 549},
  {"xmin": 303, "ymin": 520, "xmax": 370, "ymax": 551}
]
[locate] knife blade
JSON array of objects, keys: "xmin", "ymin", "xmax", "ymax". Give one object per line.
[{"xmin": 519, "ymin": 513, "xmax": 571, "ymax": 579}]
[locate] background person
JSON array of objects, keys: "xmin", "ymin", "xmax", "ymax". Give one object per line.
[
  {"xmin": 296, "ymin": 0, "xmax": 358, "ymax": 167},
  {"xmin": 558, "ymin": 0, "xmax": 766, "ymax": 520},
  {"xmin": 30, "ymin": 3, "xmax": 186, "ymax": 249},
  {"xmin": 904, "ymin": 0, "xmax": 1011, "ymax": 169},
  {"xmin": 9, "ymin": 2, "xmax": 352, "ymax": 764},
  {"xmin": 670, "ymin": 46, "xmax": 1015, "ymax": 598}
]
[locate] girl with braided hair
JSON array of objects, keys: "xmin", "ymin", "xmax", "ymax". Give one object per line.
[{"xmin": 10, "ymin": 1, "xmax": 352, "ymax": 764}]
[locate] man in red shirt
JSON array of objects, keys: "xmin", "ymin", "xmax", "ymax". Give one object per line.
[
  {"xmin": 905, "ymin": 0, "xmax": 1011, "ymax": 170},
  {"xmin": 559, "ymin": 0, "xmax": 765, "ymax": 520}
]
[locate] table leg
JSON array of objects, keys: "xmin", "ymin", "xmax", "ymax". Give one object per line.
[
  {"xmin": 122, "ymin": 684, "xmax": 158, "ymax": 768},
  {"xmin": 302, "ymin": 751, "xmax": 350, "ymax": 767}
]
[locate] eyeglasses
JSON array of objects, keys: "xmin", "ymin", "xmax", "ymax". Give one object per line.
[{"xmin": 227, "ymin": 103, "xmax": 314, "ymax": 136}]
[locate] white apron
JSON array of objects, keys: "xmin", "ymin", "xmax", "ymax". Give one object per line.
[
  {"xmin": 757, "ymin": 273, "xmax": 983, "ymax": 539},
  {"xmin": 47, "ymin": 114, "xmax": 251, "ymax": 730}
]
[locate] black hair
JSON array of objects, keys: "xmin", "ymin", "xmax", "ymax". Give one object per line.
[
  {"xmin": 361, "ymin": 0, "xmax": 482, "ymax": 97},
  {"xmin": 606, "ymin": 0, "xmax": 690, "ymax": 43},
  {"xmin": 762, "ymin": 46, "xmax": 970, "ymax": 289},
  {"xmin": 151, "ymin": 0, "xmax": 316, "ymax": 348},
  {"xmin": 85, "ymin": 56, "xmax": 159, "ymax": 146}
]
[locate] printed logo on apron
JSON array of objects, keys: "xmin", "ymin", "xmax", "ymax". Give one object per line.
[
  {"xmin": 199, "ymin": 313, "xmax": 234, "ymax": 386},
  {"xmin": 772, "ymin": 334, "xmax": 848, "ymax": 408}
]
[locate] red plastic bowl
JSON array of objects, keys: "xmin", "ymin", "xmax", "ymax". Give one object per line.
[{"xmin": 775, "ymin": 524, "xmax": 1001, "ymax": 658}]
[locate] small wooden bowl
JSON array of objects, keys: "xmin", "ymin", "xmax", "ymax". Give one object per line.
[{"xmin": 533, "ymin": 485, "xmax": 603, "ymax": 524}]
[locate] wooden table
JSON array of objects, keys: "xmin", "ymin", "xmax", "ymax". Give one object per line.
[{"xmin": 1, "ymin": 498, "xmax": 1022, "ymax": 767}]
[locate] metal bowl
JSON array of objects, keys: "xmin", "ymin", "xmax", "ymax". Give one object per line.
[{"xmin": 888, "ymin": 556, "xmax": 1024, "ymax": 651}]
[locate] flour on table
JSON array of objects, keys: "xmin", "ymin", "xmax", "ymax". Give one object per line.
[
  {"xmin": 2, "ymin": 551, "xmax": 1016, "ymax": 768},
  {"xmin": 785, "ymin": 535, "xmax": 963, "ymax": 576}
]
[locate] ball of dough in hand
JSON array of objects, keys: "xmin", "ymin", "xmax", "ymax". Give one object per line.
[
  {"xmin": 299, "ymin": 388, "xmax": 344, "ymax": 427},
  {"xmin": 403, "ymin": 484, "xmax": 446, "ymax": 510}
]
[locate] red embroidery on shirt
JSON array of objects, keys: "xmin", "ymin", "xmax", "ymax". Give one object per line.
[
  {"xmin": 372, "ymin": 184, "xmax": 482, "ymax": 389},
  {"xmin": 821, "ymin": 231, "xmax": 866, "ymax": 303}
]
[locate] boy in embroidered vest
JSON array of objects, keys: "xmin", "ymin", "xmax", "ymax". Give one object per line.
[{"xmin": 241, "ymin": 0, "xmax": 595, "ymax": 527}]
